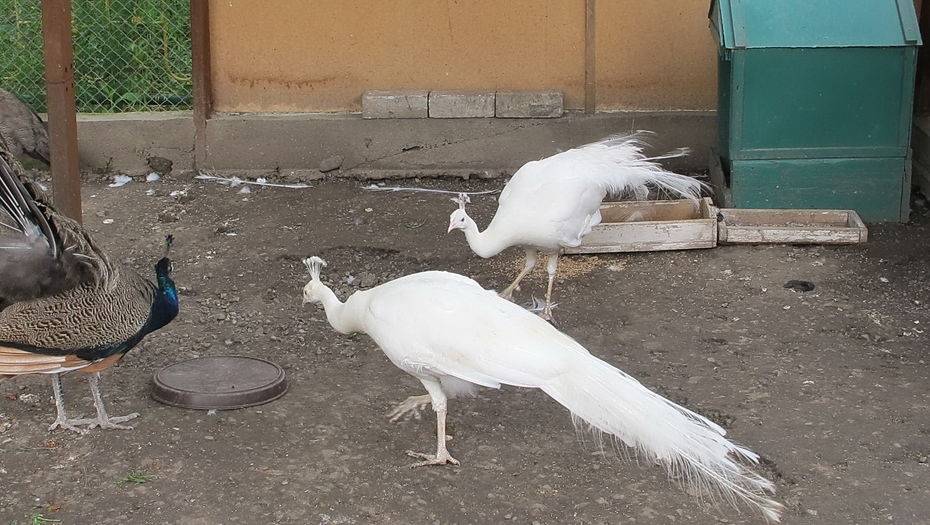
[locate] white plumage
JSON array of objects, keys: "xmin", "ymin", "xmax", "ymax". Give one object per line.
[
  {"xmin": 301, "ymin": 257, "xmax": 782, "ymax": 522},
  {"xmin": 448, "ymin": 133, "xmax": 706, "ymax": 318}
]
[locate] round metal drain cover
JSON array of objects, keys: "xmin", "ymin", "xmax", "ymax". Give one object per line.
[{"xmin": 152, "ymin": 356, "xmax": 287, "ymax": 410}]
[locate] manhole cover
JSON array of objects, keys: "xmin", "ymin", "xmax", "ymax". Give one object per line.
[{"xmin": 151, "ymin": 356, "xmax": 287, "ymax": 410}]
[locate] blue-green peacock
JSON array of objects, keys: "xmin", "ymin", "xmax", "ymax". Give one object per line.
[{"xmin": 0, "ymin": 132, "xmax": 179, "ymax": 433}]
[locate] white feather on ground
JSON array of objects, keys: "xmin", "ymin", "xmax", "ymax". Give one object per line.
[{"xmin": 302, "ymin": 261, "xmax": 783, "ymax": 522}]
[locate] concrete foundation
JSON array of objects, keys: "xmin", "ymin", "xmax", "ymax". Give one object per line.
[{"xmin": 75, "ymin": 111, "xmax": 716, "ymax": 179}]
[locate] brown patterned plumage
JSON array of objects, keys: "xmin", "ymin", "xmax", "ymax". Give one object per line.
[{"xmin": 0, "ymin": 270, "xmax": 155, "ymax": 357}]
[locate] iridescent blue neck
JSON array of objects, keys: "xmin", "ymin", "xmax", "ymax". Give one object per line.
[{"xmin": 146, "ymin": 263, "xmax": 179, "ymax": 334}]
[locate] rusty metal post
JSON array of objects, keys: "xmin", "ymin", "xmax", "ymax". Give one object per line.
[
  {"xmin": 191, "ymin": 0, "xmax": 213, "ymax": 170},
  {"xmin": 41, "ymin": 0, "xmax": 82, "ymax": 222}
]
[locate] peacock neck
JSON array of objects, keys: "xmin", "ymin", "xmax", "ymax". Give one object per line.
[
  {"xmin": 463, "ymin": 217, "xmax": 508, "ymax": 258},
  {"xmin": 145, "ymin": 273, "xmax": 179, "ymax": 334},
  {"xmin": 319, "ymin": 286, "xmax": 362, "ymax": 335}
]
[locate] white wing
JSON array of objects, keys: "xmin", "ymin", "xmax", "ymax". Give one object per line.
[{"xmin": 362, "ymin": 271, "xmax": 589, "ymax": 388}]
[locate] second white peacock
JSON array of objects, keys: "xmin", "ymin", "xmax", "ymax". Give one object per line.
[
  {"xmin": 448, "ymin": 133, "xmax": 705, "ymax": 319},
  {"xmin": 300, "ymin": 257, "xmax": 782, "ymax": 522}
]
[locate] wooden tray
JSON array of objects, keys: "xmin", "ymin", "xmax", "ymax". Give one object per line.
[
  {"xmin": 717, "ymin": 208, "xmax": 868, "ymax": 244},
  {"xmin": 564, "ymin": 198, "xmax": 717, "ymax": 254}
]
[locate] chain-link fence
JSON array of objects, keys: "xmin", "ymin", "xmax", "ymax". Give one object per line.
[{"xmin": 0, "ymin": 0, "xmax": 192, "ymax": 113}]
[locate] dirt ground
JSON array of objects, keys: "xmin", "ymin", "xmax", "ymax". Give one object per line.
[{"xmin": 1, "ymin": 176, "xmax": 928, "ymax": 525}]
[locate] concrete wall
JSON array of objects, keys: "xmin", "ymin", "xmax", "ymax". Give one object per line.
[
  {"xmin": 74, "ymin": 111, "xmax": 715, "ymax": 177},
  {"xmin": 208, "ymin": 0, "xmax": 716, "ymax": 113}
]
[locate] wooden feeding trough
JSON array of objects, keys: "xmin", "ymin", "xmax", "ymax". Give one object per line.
[
  {"xmin": 717, "ymin": 208, "xmax": 868, "ymax": 245},
  {"xmin": 564, "ymin": 197, "xmax": 868, "ymax": 254},
  {"xmin": 564, "ymin": 198, "xmax": 717, "ymax": 254}
]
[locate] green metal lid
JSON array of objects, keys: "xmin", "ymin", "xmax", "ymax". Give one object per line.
[{"xmin": 709, "ymin": 0, "xmax": 921, "ymax": 49}]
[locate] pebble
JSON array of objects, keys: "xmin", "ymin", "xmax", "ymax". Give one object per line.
[
  {"xmin": 358, "ymin": 272, "xmax": 378, "ymax": 288},
  {"xmin": 319, "ymin": 155, "xmax": 344, "ymax": 173},
  {"xmin": 158, "ymin": 209, "xmax": 180, "ymax": 223}
]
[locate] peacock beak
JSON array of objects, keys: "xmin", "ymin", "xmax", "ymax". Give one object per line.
[{"xmin": 447, "ymin": 222, "xmax": 455, "ymax": 234}]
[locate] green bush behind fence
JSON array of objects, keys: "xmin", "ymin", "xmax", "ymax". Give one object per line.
[{"xmin": 0, "ymin": 0, "xmax": 192, "ymax": 113}]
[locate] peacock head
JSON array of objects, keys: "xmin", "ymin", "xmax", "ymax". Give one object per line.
[
  {"xmin": 301, "ymin": 256, "xmax": 328, "ymax": 305},
  {"xmin": 447, "ymin": 193, "xmax": 472, "ymax": 234}
]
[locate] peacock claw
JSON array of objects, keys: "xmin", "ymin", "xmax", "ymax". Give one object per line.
[
  {"xmin": 405, "ymin": 450, "xmax": 460, "ymax": 467},
  {"xmin": 72, "ymin": 412, "xmax": 139, "ymax": 430},
  {"xmin": 387, "ymin": 395, "xmax": 431, "ymax": 422},
  {"xmin": 48, "ymin": 418, "xmax": 89, "ymax": 435}
]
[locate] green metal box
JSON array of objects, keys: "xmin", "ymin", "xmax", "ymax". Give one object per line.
[{"xmin": 709, "ymin": 0, "xmax": 921, "ymax": 222}]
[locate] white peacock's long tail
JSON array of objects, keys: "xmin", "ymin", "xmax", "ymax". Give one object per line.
[
  {"xmin": 572, "ymin": 132, "xmax": 708, "ymax": 200},
  {"xmin": 541, "ymin": 351, "xmax": 784, "ymax": 522}
]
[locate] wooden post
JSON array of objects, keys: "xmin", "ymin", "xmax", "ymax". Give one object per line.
[
  {"xmin": 41, "ymin": 0, "xmax": 81, "ymax": 222},
  {"xmin": 191, "ymin": 0, "xmax": 213, "ymax": 170},
  {"xmin": 584, "ymin": 0, "xmax": 597, "ymax": 114}
]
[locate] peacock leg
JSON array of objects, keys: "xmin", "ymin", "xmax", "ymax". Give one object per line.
[
  {"xmin": 47, "ymin": 374, "xmax": 88, "ymax": 434},
  {"xmin": 541, "ymin": 252, "xmax": 560, "ymax": 321},
  {"xmin": 406, "ymin": 379, "xmax": 459, "ymax": 467},
  {"xmin": 500, "ymin": 248, "xmax": 537, "ymax": 301},
  {"xmin": 387, "ymin": 394, "xmax": 431, "ymax": 422},
  {"xmin": 72, "ymin": 373, "xmax": 138, "ymax": 430}
]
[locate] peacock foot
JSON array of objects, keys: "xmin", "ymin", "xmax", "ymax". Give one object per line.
[
  {"xmin": 72, "ymin": 412, "xmax": 139, "ymax": 430},
  {"xmin": 387, "ymin": 395, "xmax": 431, "ymax": 422},
  {"xmin": 48, "ymin": 417, "xmax": 89, "ymax": 435},
  {"xmin": 405, "ymin": 450, "xmax": 460, "ymax": 468},
  {"xmin": 540, "ymin": 308, "xmax": 554, "ymax": 322},
  {"xmin": 498, "ymin": 288, "xmax": 517, "ymax": 301}
]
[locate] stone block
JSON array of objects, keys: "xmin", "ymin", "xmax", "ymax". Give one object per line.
[
  {"xmin": 362, "ymin": 90, "xmax": 428, "ymax": 119},
  {"xmin": 428, "ymin": 91, "xmax": 495, "ymax": 118},
  {"xmin": 495, "ymin": 91, "xmax": 563, "ymax": 118}
]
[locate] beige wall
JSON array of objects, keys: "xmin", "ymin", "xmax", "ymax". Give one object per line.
[
  {"xmin": 209, "ymin": 0, "xmax": 715, "ymax": 113},
  {"xmin": 596, "ymin": 1, "xmax": 717, "ymax": 110}
]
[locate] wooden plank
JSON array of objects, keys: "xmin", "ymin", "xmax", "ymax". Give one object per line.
[
  {"xmin": 719, "ymin": 208, "xmax": 851, "ymax": 227},
  {"xmin": 191, "ymin": 0, "xmax": 213, "ymax": 170},
  {"xmin": 566, "ymin": 198, "xmax": 717, "ymax": 254},
  {"xmin": 717, "ymin": 208, "xmax": 867, "ymax": 244},
  {"xmin": 848, "ymin": 210, "xmax": 868, "ymax": 243},
  {"xmin": 41, "ymin": 0, "xmax": 81, "ymax": 222},
  {"xmin": 722, "ymin": 226, "xmax": 862, "ymax": 244},
  {"xmin": 566, "ymin": 239, "xmax": 716, "ymax": 254},
  {"xmin": 584, "ymin": 0, "xmax": 596, "ymax": 114},
  {"xmin": 565, "ymin": 220, "xmax": 716, "ymax": 254},
  {"xmin": 599, "ymin": 199, "xmax": 702, "ymax": 222}
]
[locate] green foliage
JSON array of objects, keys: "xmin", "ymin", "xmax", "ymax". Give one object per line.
[
  {"xmin": 118, "ymin": 469, "xmax": 155, "ymax": 485},
  {"xmin": 0, "ymin": 0, "xmax": 192, "ymax": 113},
  {"xmin": 30, "ymin": 515, "xmax": 61, "ymax": 525}
]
